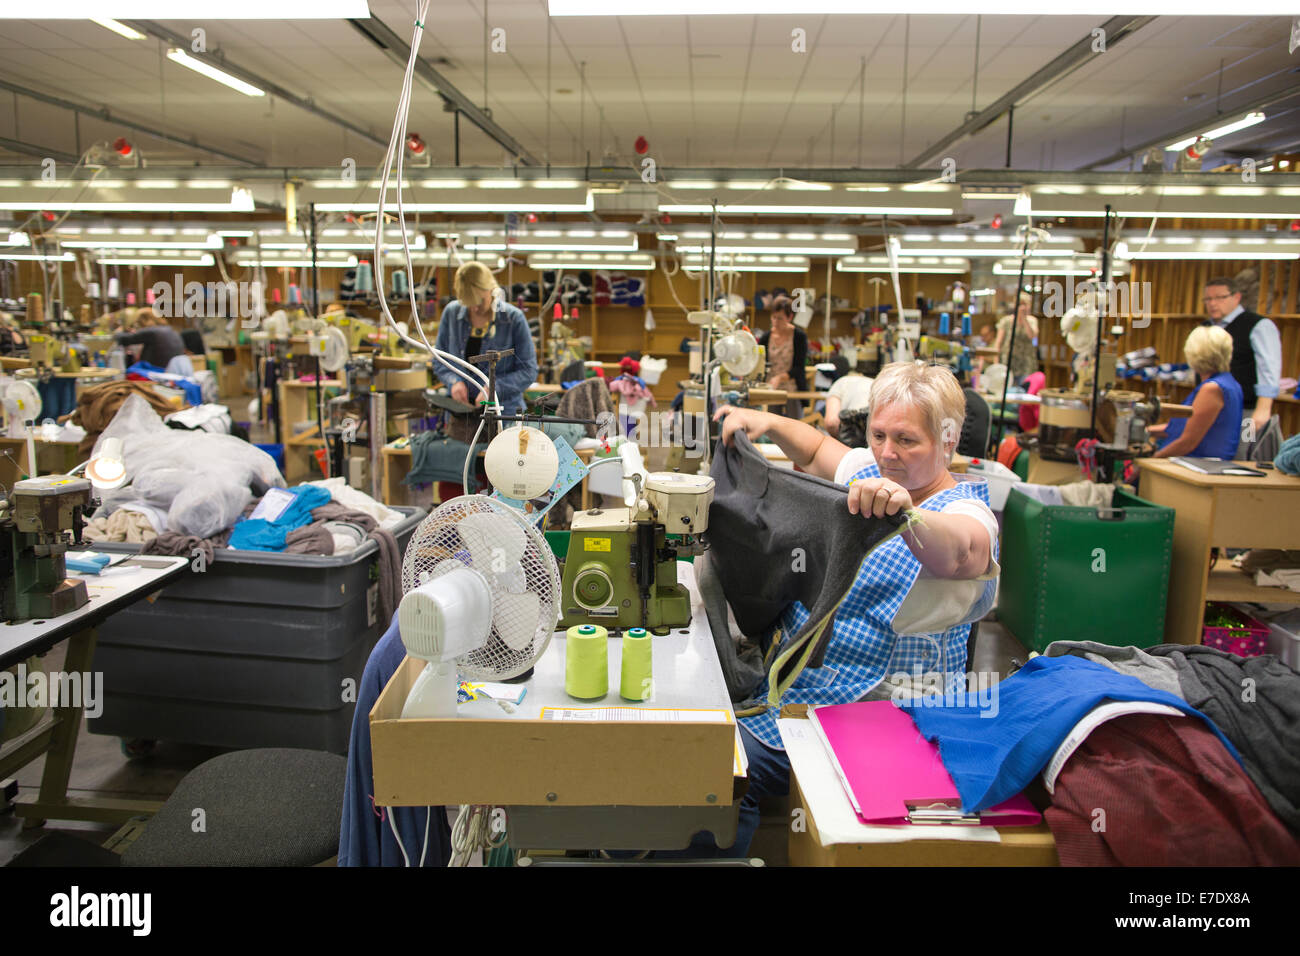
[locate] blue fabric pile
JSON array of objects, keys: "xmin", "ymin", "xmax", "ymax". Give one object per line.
[{"xmin": 227, "ymin": 484, "xmax": 332, "ymax": 551}]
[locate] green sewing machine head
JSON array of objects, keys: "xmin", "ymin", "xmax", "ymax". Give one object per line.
[{"xmin": 0, "ymin": 476, "xmax": 93, "ymax": 622}]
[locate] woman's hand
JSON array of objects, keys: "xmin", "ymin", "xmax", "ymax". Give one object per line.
[
  {"xmin": 712, "ymin": 405, "xmax": 773, "ymax": 446},
  {"xmin": 847, "ymin": 477, "xmax": 913, "ymax": 518},
  {"xmin": 450, "ymin": 381, "xmax": 469, "ymax": 404},
  {"xmin": 1146, "ymin": 422, "xmax": 1168, "ymax": 436}
]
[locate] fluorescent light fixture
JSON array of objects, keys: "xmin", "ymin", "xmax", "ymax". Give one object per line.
[
  {"xmin": 166, "ymin": 48, "xmax": 265, "ymax": 97},
  {"xmin": 14, "ymin": 3, "xmax": 370, "ymax": 17},
  {"xmin": 660, "ymin": 184, "xmax": 956, "ymax": 216},
  {"xmin": 837, "ymin": 255, "xmax": 969, "ymax": 274},
  {"xmin": 436, "ymin": 225, "xmax": 638, "ymax": 253},
  {"xmin": 307, "ymin": 182, "xmax": 593, "ymax": 214},
  {"xmin": 1120, "ymin": 239, "xmax": 1300, "ymax": 260},
  {"xmin": 1166, "ymin": 112, "xmax": 1266, "ymax": 151},
  {"xmin": 95, "ymin": 255, "xmax": 216, "ymax": 267},
  {"xmin": 681, "ymin": 254, "xmax": 810, "ymax": 272},
  {"xmin": 672, "ymin": 237, "xmax": 855, "ymax": 256},
  {"xmin": 91, "ymin": 18, "xmax": 145, "ymax": 40},
  {"xmin": 526, "ymin": 252, "xmax": 654, "ymax": 270},
  {"xmin": 60, "ymin": 236, "xmax": 222, "ymax": 250},
  {"xmin": 896, "ymin": 237, "xmax": 1083, "ymax": 258},
  {"xmin": 232, "ymin": 256, "xmax": 359, "ymax": 269},
  {"xmin": 550, "ymin": 1, "xmax": 1298, "ymax": 13},
  {"xmin": 992, "ymin": 257, "xmax": 1129, "ymax": 277},
  {"xmin": 1017, "ymin": 185, "xmax": 1300, "ymax": 220},
  {"xmin": 1, "ymin": 251, "xmax": 76, "ymax": 262}
]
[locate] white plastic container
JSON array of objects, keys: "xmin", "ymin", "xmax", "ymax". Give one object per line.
[
  {"xmin": 964, "ymin": 457, "xmax": 1022, "ymax": 512},
  {"xmin": 639, "ymin": 356, "xmax": 667, "ymax": 385}
]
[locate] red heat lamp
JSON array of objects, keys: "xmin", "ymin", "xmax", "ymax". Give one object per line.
[
  {"xmin": 406, "ymin": 133, "xmax": 426, "ymax": 155},
  {"xmin": 527, "ymin": 212, "xmax": 538, "ymax": 224},
  {"xmin": 990, "ymin": 214, "xmax": 1003, "ymax": 230},
  {"xmin": 113, "ymin": 137, "xmax": 134, "ymax": 158},
  {"xmin": 634, "ymin": 136, "xmax": 649, "ymax": 155}
]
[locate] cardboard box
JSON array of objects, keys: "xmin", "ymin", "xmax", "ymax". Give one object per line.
[
  {"xmin": 1025, "ymin": 452, "xmax": 1082, "ymax": 486},
  {"xmin": 369, "ymin": 656, "xmax": 737, "ymax": 807}
]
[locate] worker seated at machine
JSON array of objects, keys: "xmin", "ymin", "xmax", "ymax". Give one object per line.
[
  {"xmin": 692, "ymin": 361, "xmax": 1000, "ymax": 857},
  {"xmin": 1149, "ymin": 325, "xmax": 1243, "ymax": 460}
]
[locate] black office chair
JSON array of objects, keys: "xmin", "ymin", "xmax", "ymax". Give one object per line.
[{"xmin": 959, "ymin": 388, "xmax": 993, "ymax": 459}]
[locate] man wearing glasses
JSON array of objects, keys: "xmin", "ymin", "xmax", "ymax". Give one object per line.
[{"xmin": 1202, "ymin": 277, "xmax": 1282, "ymax": 437}]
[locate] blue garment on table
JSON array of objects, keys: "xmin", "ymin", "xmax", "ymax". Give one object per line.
[
  {"xmin": 339, "ymin": 612, "xmax": 451, "ymax": 867},
  {"xmin": 900, "ymin": 655, "xmax": 1241, "ymax": 813},
  {"xmin": 226, "ymin": 484, "xmax": 331, "ymax": 551},
  {"xmin": 126, "ymin": 361, "xmax": 203, "ymax": 407},
  {"xmin": 1159, "ymin": 371, "xmax": 1242, "ymax": 459}
]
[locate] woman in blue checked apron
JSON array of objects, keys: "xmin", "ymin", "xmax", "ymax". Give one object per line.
[{"xmin": 699, "ymin": 361, "xmax": 1000, "ymax": 858}]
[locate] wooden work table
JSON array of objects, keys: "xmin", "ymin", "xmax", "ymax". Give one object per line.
[{"xmin": 1137, "ymin": 458, "xmax": 1300, "ymax": 644}]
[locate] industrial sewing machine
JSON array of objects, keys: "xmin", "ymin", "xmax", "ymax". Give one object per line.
[
  {"xmin": 559, "ymin": 444, "xmax": 714, "ymax": 632},
  {"xmin": 0, "ymin": 476, "xmax": 92, "ymax": 622}
]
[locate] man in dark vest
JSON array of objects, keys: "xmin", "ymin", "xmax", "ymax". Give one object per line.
[{"xmin": 1203, "ymin": 277, "xmax": 1282, "ymax": 437}]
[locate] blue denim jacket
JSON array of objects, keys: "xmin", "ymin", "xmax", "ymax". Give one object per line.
[{"xmin": 431, "ymin": 300, "xmax": 538, "ymax": 414}]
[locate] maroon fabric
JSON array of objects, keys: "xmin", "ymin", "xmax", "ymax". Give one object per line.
[{"xmin": 1045, "ymin": 714, "xmax": 1300, "ymax": 866}]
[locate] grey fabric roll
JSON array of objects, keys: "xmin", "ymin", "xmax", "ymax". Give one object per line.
[
  {"xmin": 696, "ymin": 549, "xmax": 767, "ymax": 703},
  {"xmin": 122, "ymin": 749, "xmax": 345, "ymax": 866},
  {"xmin": 1147, "ymin": 643, "xmax": 1300, "ymax": 832},
  {"xmin": 1042, "ymin": 639, "xmax": 1185, "ymax": 699},
  {"xmin": 707, "ymin": 431, "xmax": 908, "ymax": 698}
]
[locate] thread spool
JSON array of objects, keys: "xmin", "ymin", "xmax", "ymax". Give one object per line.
[
  {"xmin": 107, "ymin": 277, "xmax": 121, "ymax": 300},
  {"xmin": 961, "ymin": 313, "xmax": 972, "ymax": 337},
  {"xmin": 938, "ymin": 312, "xmax": 951, "ymax": 336},
  {"xmin": 355, "ymin": 260, "xmax": 375, "ymax": 293},
  {"xmin": 125, "ymin": 291, "xmax": 136, "ymax": 306},
  {"xmin": 564, "ymin": 624, "xmax": 608, "ymax": 699},
  {"xmin": 620, "ymin": 627, "xmax": 653, "ymax": 701},
  {"xmin": 392, "ymin": 270, "xmax": 408, "ymax": 297},
  {"xmin": 87, "ymin": 281, "xmax": 101, "ymax": 300},
  {"xmin": 272, "ymin": 288, "xmax": 282, "ymax": 304},
  {"xmin": 145, "ymin": 287, "xmax": 156, "ymax": 305},
  {"xmin": 288, "ymin": 284, "xmax": 302, "ymax": 305},
  {"xmin": 26, "ymin": 293, "xmax": 42, "ymax": 324}
]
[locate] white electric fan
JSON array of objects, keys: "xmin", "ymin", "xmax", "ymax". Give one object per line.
[
  {"xmin": 713, "ymin": 327, "xmax": 761, "ymax": 378},
  {"xmin": 398, "ymin": 496, "xmax": 562, "ymax": 719},
  {"xmin": 4, "ymin": 379, "xmax": 42, "ymax": 426},
  {"xmin": 251, "ymin": 309, "xmax": 291, "ymax": 343},
  {"xmin": 308, "ymin": 323, "xmax": 350, "ymax": 373},
  {"xmin": 1060, "ymin": 287, "xmax": 1100, "ymax": 356}
]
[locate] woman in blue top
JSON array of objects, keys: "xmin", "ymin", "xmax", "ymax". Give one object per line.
[
  {"xmin": 704, "ymin": 361, "xmax": 1000, "ymax": 856},
  {"xmin": 1150, "ymin": 325, "xmax": 1243, "ymax": 460},
  {"xmin": 432, "ymin": 261, "xmax": 538, "ymax": 415}
]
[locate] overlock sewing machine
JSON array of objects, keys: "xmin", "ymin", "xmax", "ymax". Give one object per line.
[
  {"xmin": 0, "ymin": 476, "xmax": 93, "ymax": 622},
  {"xmin": 560, "ymin": 443, "xmax": 714, "ymax": 632}
]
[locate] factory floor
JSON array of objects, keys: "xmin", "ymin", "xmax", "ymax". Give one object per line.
[{"xmin": 0, "ymin": 395, "xmax": 1031, "ymax": 866}]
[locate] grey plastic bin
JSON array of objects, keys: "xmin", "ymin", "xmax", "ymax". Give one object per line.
[{"xmin": 85, "ymin": 505, "xmax": 425, "ymax": 754}]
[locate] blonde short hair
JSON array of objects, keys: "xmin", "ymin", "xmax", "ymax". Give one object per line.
[
  {"xmin": 868, "ymin": 361, "xmax": 967, "ymax": 455},
  {"xmin": 1184, "ymin": 324, "xmax": 1233, "ymax": 377},
  {"xmin": 454, "ymin": 261, "xmax": 497, "ymax": 306}
]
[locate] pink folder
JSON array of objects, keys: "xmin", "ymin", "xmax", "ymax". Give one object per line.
[{"xmin": 809, "ymin": 700, "xmax": 1042, "ymax": 827}]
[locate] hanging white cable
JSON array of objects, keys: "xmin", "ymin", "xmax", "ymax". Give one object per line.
[
  {"xmin": 386, "ymin": 807, "xmax": 412, "ymax": 867},
  {"xmin": 369, "ymin": 1, "xmax": 496, "ymax": 404}
]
